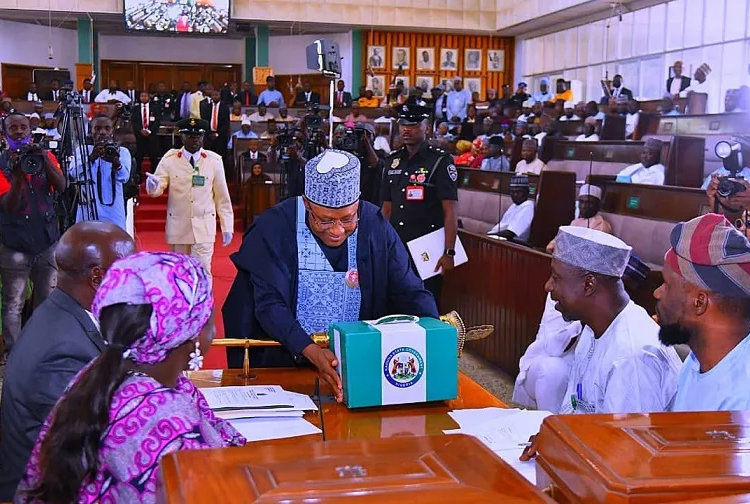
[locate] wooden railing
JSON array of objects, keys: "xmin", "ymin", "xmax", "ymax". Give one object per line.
[{"xmin": 442, "ymin": 230, "xmax": 550, "ymax": 376}]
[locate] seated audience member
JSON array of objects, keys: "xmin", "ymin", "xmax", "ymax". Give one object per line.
[
  {"xmin": 0, "ymin": 222, "xmax": 135, "ymax": 501},
  {"xmin": 260, "ymin": 118, "xmax": 278, "ymax": 140},
  {"xmin": 487, "ymin": 175, "xmax": 534, "ymax": 241},
  {"xmin": 575, "ymin": 117, "xmax": 600, "ymax": 142},
  {"xmin": 584, "ymin": 100, "xmax": 605, "ymax": 120},
  {"xmin": 518, "ymin": 228, "xmax": 681, "ymax": 458},
  {"xmin": 667, "ymin": 60, "xmax": 691, "ymax": 96},
  {"xmin": 277, "ymin": 106, "xmax": 296, "ymax": 124},
  {"xmin": 32, "ymin": 101, "xmax": 44, "ymax": 117},
  {"xmin": 247, "ymin": 161, "xmax": 271, "ymax": 184},
  {"xmin": 256, "ymin": 76, "xmax": 284, "ymax": 107},
  {"xmin": 293, "ymin": 80, "xmax": 321, "ymax": 107},
  {"xmin": 26, "ymin": 83, "xmax": 39, "ymax": 102},
  {"xmin": 0, "ymin": 97, "xmax": 14, "ymax": 117},
  {"xmin": 457, "ymin": 104, "xmax": 479, "ymax": 141},
  {"xmin": 515, "ymin": 138, "xmax": 547, "ymax": 175},
  {"xmin": 486, "ymin": 88, "xmax": 502, "ymax": 109},
  {"xmin": 681, "ymin": 63, "xmax": 712, "ymax": 98},
  {"xmin": 616, "ymin": 138, "xmax": 665, "ymax": 185},
  {"xmin": 228, "ymin": 116, "xmax": 259, "ymax": 150},
  {"xmin": 468, "ymin": 137, "xmax": 486, "ymax": 169},
  {"xmin": 14, "ymin": 252, "xmax": 246, "ymax": 503},
  {"xmin": 559, "ymin": 101, "xmax": 580, "ymax": 121},
  {"xmin": 533, "ymin": 115, "xmax": 551, "ymax": 146},
  {"xmin": 532, "ymin": 79, "xmax": 553, "ymax": 104},
  {"xmin": 230, "ymin": 101, "xmax": 243, "ymax": 121},
  {"xmin": 511, "ymin": 82, "xmax": 531, "ymax": 107},
  {"xmin": 625, "ymin": 100, "xmax": 641, "ymax": 139},
  {"xmin": 726, "ymin": 86, "xmax": 750, "ymax": 113},
  {"xmin": 481, "ymin": 136, "xmax": 510, "ymax": 172},
  {"xmin": 94, "ymin": 80, "xmax": 131, "ymax": 105},
  {"xmin": 27, "ymin": 113, "xmax": 44, "ymax": 136},
  {"xmin": 453, "ymin": 139, "xmax": 476, "ymax": 166},
  {"xmin": 514, "ymin": 253, "xmax": 651, "ymax": 412},
  {"xmin": 435, "ymin": 122, "xmax": 455, "ymax": 142},
  {"xmin": 43, "ymin": 113, "xmax": 60, "ymax": 140},
  {"xmin": 661, "ymin": 95, "xmax": 680, "ymax": 116},
  {"xmin": 547, "ymin": 184, "xmax": 611, "ymax": 253},
  {"xmin": 655, "ymin": 214, "xmax": 750, "ymax": 411},
  {"xmin": 358, "ymin": 89, "xmax": 381, "ymax": 108},
  {"xmin": 242, "ymin": 138, "xmax": 267, "ymax": 162},
  {"xmin": 246, "ymin": 104, "xmax": 276, "ymax": 123},
  {"xmin": 344, "ymin": 102, "xmax": 369, "ymax": 124},
  {"xmin": 553, "ymin": 79, "xmax": 573, "ymax": 103},
  {"xmin": 513, "ymin": 121, "xmax": 531, "ymax": 141},
  {"xmin": 517, "ymin": 101, "xmax": 534, "ymax": 123}
]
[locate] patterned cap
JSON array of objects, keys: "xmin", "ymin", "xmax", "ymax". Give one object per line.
[
  {"xmin": 665, "ymin": 214, "xmax": 750, "ymax": 298},
  {"xmin": 698, "ymin": 63, "xmax": 712, "ymax": 76},
  {"xmin": 510, "ymin": 174, "xmax": 529, "ymax": 188},
  {"xmin": 564, "ymin": 101, "xmax": 575, "ymax": 109},
  {"xmin": 644, "ymin": 137, "xmax": 663, "ymax": 151},
  {"xmin": 553, "ymin": 226, "xmax": 632, "ymax": 277},
  {"xmin": 304, "ymin": 149, "xmax": 361, "ymax": 209},
  {"xmin": 579, "ymin": 184, "xmax": 602, "ymax": 200},
  {"xmin": 92, "ymin": 252, "xmax": 213, "ymax": 365}
]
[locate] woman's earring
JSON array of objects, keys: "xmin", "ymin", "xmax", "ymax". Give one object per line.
[{"xmin": 188, "ymin": 341, "xmax": 203, "ymax": 371}]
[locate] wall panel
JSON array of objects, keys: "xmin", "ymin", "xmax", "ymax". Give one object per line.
[{"xmin": 362, "ymin": 30, "xmax": 514, "ymax": 98}]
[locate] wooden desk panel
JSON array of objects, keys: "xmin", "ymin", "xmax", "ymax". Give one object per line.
[
  {"xmin": 457, "ymin": 168, "xmax": 540, "ymax": 196},
  {"xmin": 591, "ymin": 179, "xmax": 709, "ymax": 222},
  {"xmin": 442, "ymin": 231, "xmax": 549, "ymax": 376},
  {"xmin": 159, "ymin": 434, "xmax": 552, "ymax": 503},
  {"xmin": 537, "ymin": 411, "xmax": 750, "ymax": 503},
  {"xmin": 189, "ymin": 368, "xmax": 506, "ymax": 444},
  {"xmin": 552, "ymin": 139, "xmax": 649, "ymax": 165},
  {"xmin": 657, "ymin": 113, "xmax": 750, "ymax": 136}
]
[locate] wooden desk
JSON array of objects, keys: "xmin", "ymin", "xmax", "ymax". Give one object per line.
[
  {"xmin": 591, "ymin": 179, "xmax": 709, "ymax": 222},
  {"xmin": 442, "ymin": 231, "xmax": 550, "ymax": 376},
  {"xmin": 537, "ymin": 411, "xmax": 750, "ymax": 503},
  {"xmin": 189, "ymin": 368, "xmax": 506, "ymax": 443},
  {"xmin": 657, "ymin": 112, "xmax": 750, "ymax": 136},
  {"xmin": 457, "ymin": 168, "xmax": 540, "ymax": 196}
]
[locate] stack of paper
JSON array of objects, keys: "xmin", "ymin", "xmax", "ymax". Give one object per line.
[
  {"xmin": 201, "ymin": 385, "xmax": 322, "ymax": 442},
  {"xmin": 444, "ymin": 408, "xmax": 552, "ymax": 484}
]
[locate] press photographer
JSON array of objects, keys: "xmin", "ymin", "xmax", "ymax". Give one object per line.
[
  {"xmin": 705, "ymin": 136, "xmax": 750, "ymax": 217},
  {"xmin": 334, "ymin": 121, "xmax": 385, "ymax": 204},
  {"xmin": 70, "ymin": 114, "xmax": 132, "ymax": 231},
  {"xmin": 0, "ymin": 112, "xmax": 66, "ymax": 357}
]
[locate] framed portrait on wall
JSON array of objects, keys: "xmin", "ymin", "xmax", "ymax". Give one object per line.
[
  {"xmin": 440, "ymin": 48, "xmax": 458, "ymax": 70},
  {"xmin": 392, "ymin": 75, "xmax": 409, "ymax": 90},
  {"xmin": 416, "ymin": 48, "xmax": 435, "ymax": 70},
  {"xmin": 464, "ymin": 77, "xmax": 482, "ymax": 96},
  {"xmin": 416, "ymin": 76, "xmax": 434, "ymax": 93},
  {"xmin": 392, "ymin": 47, "xmax": 410, "ymax": 70},
  {"xmin": 487, "ymin": 50, "xmax": 505, "ymax": 71},
  {"xmin": 441, "ymin": 78, "xmax": 455, "ymax": 92},
  {"xmin": 368, "ymin": 46, "xmax": 386, "ymax": 70},
  {"xmin": 465, "ymin": 49, "xmax": 482, "ymax": 71},
  {"xmin": 368, "ymin": 74, "xmax": 386, "ymax": 97}
]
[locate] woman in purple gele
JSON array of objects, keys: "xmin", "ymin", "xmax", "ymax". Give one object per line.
[{"xmin": 16, "ymin": 251, "xmax": 245, "ymax": 504}]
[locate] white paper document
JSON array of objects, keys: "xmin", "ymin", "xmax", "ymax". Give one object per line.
[
  {"xmin": 406, "ymin": 228, "xmax": 468, "ymax": 280},
  {"xmin": 216, "ymin": 409, "xmax": 305, "ymax": 420},
  {"xmin": 229, "ymin": 416, "xmax": 322, "ymax": 443},
  {"xmin": 200, "ymin": 385, "xmax": 318, "ymax": 413},
  {"xmin": 444, "ymin": 408, "xmax": 552, "ymax": 484}
]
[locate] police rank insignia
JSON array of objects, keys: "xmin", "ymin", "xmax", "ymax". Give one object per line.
[
  {"xmin": 447, "ymin": 164, "xmax": 458, "ymax": 182},
  {"xmin": 391, "ymin": 158, "xmax": 400, "ymax": 169}
]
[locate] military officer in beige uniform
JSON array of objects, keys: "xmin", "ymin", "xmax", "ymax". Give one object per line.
[{"xmin": 145, "ymin": 118, "xmax": 233, "ymax": 282}]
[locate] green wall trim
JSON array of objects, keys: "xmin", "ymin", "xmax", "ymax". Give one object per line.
[
  {"xmin": 255, "ymin": 25, "xmax": 269, "ymax": 67},
  {"xmin": 244, "ymin": 36, "xmax": 256, "ymax": 83},
  {"xmin": 351, "ymin": 29, "xmax": 364, "ymax": 94},
  {"xmin": 77, "ymin": 16, "xmax": 93, "ymax": 64}
]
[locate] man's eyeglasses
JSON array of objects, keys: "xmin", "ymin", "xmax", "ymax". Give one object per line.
[{"xmin": 307, "ymin": 207, "xmax": 360, "ymax": 230}]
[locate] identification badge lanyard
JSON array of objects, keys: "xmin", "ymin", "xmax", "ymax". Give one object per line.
[{"xmin": 190, "ymin": 155, "xmax": 205, "ymax": 187}]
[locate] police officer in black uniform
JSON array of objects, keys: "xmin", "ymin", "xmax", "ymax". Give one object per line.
[{"xmin": 381, "ymin": 103, "xmax": 458, "ymax": 307}]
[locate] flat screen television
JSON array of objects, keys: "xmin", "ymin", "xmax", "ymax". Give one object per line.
[{"xmin": 124, "ymin": 0, "xmax": 229, "ymax": 34}]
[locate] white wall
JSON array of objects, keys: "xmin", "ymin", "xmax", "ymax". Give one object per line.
[
  {"xmin": 0, "ymin": 20, "xmax": 78, "ymax": 87},
  {"xmin": 268, "ymin": 32, "xmax": 353, "ymax": 92},
  {"xmin": 98, "ymin": 34, "xmax": 244, "ymax": 64}
]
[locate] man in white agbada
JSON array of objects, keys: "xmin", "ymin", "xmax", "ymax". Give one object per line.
[
  {"xmin": 521, "ymin": 227, "xmax": 681, "ymax": 461},
  {"xmin": 487, "ymin": 175, "xmax": 534, "ymax": 242},
  {"xmin": 512, "ymin": 253, "xmax": 652, "ymax": 413},
  {"xmin": 616, "ymin": 138, "xmax": 666, "ymax": 185}
]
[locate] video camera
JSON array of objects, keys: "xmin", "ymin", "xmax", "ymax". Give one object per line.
[
  {"xmin": 14, "ymin": 143, "xmax": 45, "ymax": 175},
  {"xmin": 305, "ymin": 103, "xmax": 324, "ymax": 130},
  {"xmin": 716, "ymin": 140, "xmax": 746, "ymax": 198},
  {"xmin": 335, "ymin": 125, "xmax": 368, "ymax": 153}
]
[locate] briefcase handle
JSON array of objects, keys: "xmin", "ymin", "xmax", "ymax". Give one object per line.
[{"xmin": 370, "ymin": 314, "xmax": 420, "ymax": 326}]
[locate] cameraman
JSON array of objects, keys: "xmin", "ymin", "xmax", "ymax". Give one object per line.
[
  {"xmin": 70, "ymin": 114, "xmax": 131, "ymax": 231},
  {"xmin": 339, "ymin": 122, "xmax": 385, "ymax": 204},
  {"xmin": 706, "ymin": 137, "xmax": 750, "ymax": 214},
  {"xmin": 0, "ymin": 113, "xmax": 66, "ymax": 357}
]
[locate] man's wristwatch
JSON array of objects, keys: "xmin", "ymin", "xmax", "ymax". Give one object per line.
[{"xmin": 444, "ymin": 248, "xmax": 456, "ymax": 257}]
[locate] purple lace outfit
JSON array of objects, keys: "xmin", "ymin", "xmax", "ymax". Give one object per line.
[{"xmin": 16, "ymin": 252, "xmax": 246, "ymax": 504}]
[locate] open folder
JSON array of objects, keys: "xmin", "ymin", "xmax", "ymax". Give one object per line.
[{"xmin": 406, "ymin": 227, "xmax": 468, "ymax": 280}]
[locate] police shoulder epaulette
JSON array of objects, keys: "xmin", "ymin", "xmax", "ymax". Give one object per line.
[
  {"xmin": 163, "ymin": 148, "xmax": 180, "ymax": 159},
  {"xmin": 388, "ymin": 147, "xmax": 405, "ymax": 158},
  {"xmin": 203, "ymin": 150, "xmax": 221, "ymax": 160},
  {"xmin": 428, "ymin": 144, "xmax": 447, "ymax": 155}
]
